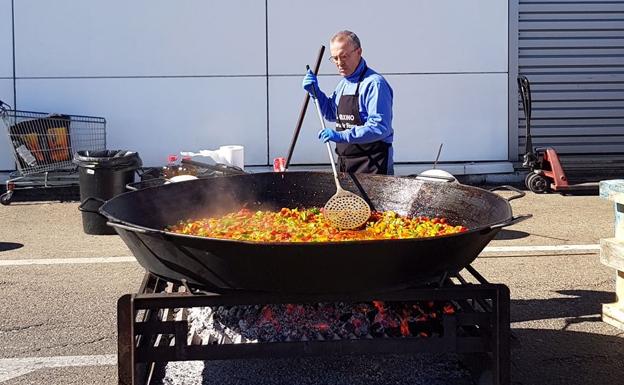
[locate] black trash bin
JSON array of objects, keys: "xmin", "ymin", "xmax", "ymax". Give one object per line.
[{"xmin": 74, "ymin": 150, "xmax": 142, "ymax": 235}]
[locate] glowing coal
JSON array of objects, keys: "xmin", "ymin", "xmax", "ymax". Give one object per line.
[{"xmin": 188, "ymin": 301, "xmax": 456, "ymax": 344}]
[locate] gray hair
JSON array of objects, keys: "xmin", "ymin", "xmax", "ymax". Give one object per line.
[{"xmin": 330, "ymin": 30, "xmax": 361, "ymax": 49}]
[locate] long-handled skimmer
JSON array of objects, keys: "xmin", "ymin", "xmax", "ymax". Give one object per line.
[{"xmin": 306, "ymin": 66, "xmax": 371, "ymax": 230}]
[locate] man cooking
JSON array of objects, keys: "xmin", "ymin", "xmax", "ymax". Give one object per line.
[{"xmin": 302, "ymin": 30, "xmax": 394, "ymax": 175}]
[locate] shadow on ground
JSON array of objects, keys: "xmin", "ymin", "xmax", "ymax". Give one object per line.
[
  {"xmin": 494, "ymin": 229, "xmax": 530, "ymax": 240},
  {"xmin": 0, "ymin": 242, "xmax": 23, "ymax": 252},
  {"xmin": 510, "ymin": 289, "xmax": 624, "ymax": 385},
  {"xmin": 511, "ymin": 290, "xmax": 615, "ymax": 324},
  {"xmin": 512, "ymin": 328, "xmax": 623, "ymax": 385}
]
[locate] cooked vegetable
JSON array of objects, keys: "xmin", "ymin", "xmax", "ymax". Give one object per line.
[{"xmin": 166, "ymin": 208, "xmax": 467, "ymax": 242}]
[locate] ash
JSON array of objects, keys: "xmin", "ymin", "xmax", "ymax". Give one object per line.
[{"xmin": 188, "ymin": 301, "xmax": 452, "ymax": 344}]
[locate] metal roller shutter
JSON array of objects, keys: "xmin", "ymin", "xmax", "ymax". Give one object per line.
[{"xmin": 517, "ymin": 0, "xmax": 624, "ymax": 172}]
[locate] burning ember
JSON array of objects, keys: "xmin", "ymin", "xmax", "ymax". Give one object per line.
[{"xmin": 189, "ymin": 300, "xmax": 456, "ymax": 344}]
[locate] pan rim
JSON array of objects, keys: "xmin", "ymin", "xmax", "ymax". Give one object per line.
[{"xmin": 100, "ymin": 171, "xmax": 516, "ymax": 245}]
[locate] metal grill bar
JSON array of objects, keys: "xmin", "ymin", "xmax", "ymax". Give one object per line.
[
  {"xmin": 131, "ymin": 286, "xmax": 504, "ymax": 309},
  {"xmin": 135, "ymin": 337, "xmax": 489, "ymax": 362}
]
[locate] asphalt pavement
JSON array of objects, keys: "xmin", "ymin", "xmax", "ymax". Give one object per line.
[{"xmin": 0, "ymin": 187, "xmax": 623, "ymax": 384}]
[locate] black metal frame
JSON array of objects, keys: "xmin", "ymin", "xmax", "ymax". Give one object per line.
[{"xmin": 118, "ymin": 265, "xmax": 510, "ymax": 385}]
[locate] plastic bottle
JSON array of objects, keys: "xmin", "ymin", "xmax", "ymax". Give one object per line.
[
  {"xmin": 15, "ymin": 144, "xmax": 37, "ymax": 167},
  {"xmin": 162, "ymin": 154, "xmax": 179, "ymax": 179}
]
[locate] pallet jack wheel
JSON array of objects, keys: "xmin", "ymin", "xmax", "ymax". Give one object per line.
[
  {"xmin": 524, "ymin": 172, "xmax": 535, "ymax": 188},
  {"xmin": 527, "ymin": 173, "xmax": 549, "ymax": 194},
  {"xmin": 0, "ymin": 191, "xmax": 13, "ymax": 205}
]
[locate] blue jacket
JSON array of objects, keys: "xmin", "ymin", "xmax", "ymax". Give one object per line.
[{"xmin": 315, "ymin": 58, "xmax": 394, "ymax": 145}]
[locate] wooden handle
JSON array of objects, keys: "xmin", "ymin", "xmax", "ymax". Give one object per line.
[{"xmin": 285, "ymin": 45, "xmax": 325, "ymax": 169}]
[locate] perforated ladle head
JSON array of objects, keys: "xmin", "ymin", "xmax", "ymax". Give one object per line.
[
  {"xmin": 324, "ymin": 179, "xmax": 372, "ymax": 229},
  {"xmin": 306, "ymin": 65, "xmax": 371, "ymax": 229}
]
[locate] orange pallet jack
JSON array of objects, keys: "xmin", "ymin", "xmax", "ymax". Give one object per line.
[{"xmin": 518, "ymin": 76, "xmax": 599, "ymax": 194}]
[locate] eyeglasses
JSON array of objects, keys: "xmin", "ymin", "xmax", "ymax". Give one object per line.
[{"xmin": 328, "ymin": 48, "xmax": 359, "ymax": 64}]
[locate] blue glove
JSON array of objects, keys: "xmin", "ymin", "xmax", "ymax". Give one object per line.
[
  {"xmin": 302, "ymin": 69, "xmax": 320, "ymax": 96},
  {"xmin": 318, "ymin": 128, "xmax": 344, "ymax": 143}
]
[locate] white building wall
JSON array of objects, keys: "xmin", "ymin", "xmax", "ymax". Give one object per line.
[
  {"xmin": 0, "ymin": 0, "xmax": 14, "ymax": 169},
  {"xmin": 0, "ymin": 0, "xmax": 510, "ymax": 172}
]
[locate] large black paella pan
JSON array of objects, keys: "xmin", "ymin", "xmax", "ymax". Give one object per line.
[{"xmin": 99, "ymin": 172, "xmax": 529, "ymax": 293}]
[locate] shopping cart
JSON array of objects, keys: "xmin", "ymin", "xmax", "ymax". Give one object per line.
[{"xmin": 0, "ymin": 100, "xmax": 106, "ymax": 205}]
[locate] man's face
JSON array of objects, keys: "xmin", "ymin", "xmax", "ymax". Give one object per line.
[{"xmin": 329, "ymin": 39, "xmax": 362, "ymax": 77}]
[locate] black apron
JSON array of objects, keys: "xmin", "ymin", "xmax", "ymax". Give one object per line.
[{"xmin": 335, "ymin": 66, "xmax": 390, "ymax": 175}]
